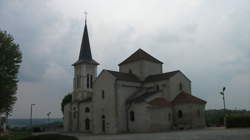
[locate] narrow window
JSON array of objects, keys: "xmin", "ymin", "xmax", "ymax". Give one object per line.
[
  {"xmin": 129, "ymin": 69, "xmax": 133, "ymax": 74},
  {"xmin": 85, "ymin": 118, "xmax": 90, "ymax": 130},
  {"xmin": 102, "ymin": 90, "xmax": 105, "ymax": 99},
  {"xmin": 87, "ymin": 74, "xmax": 89, "ymax": 88},
  {"xmin": 73, "ymin": 107, "xmax": 77, "ymax": 119},
  {"xmin": 168, "ymin": 113, "xmax": 171, "ymax": 121},
  {"xmin": 102, "ymin": 115, "xmax": 105, "ymax": 132},
  {"xmin": 76, "ymin": 76, "xmax": 80, "ymax": 88},
  {"xmin": 178, "ymin": 110, "xmax": 183, "ymax": 118},
  {"xmin": 179, "ymin": 83, "xmax": 183, "ymax": 91},
  {"xmin": 90, "ymin": 75, "xmax": 93, "ymax": 88},
  {"xmin": 197, "ymin": 109, "xmax": 201, "ymax": 117},
  {"xmin": 156, "ymin": 85, "xmax": 160, "ymax": 91},
  {"xmin": 130, "ymin": 111, "xmax": 135, "ymax": 122},
  {"xmin": 85, "ymin": 107, "xmax": 90, "ymax": 113}
]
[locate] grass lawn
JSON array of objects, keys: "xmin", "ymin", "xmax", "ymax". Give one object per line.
[{"xmin": 0, "ymin": 131, "xmax": 31, "ymax": 140}]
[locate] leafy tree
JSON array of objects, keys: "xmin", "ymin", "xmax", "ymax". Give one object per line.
[
  {"xmin": 0, "ymin": 30, "xmax": 22, "ymax": 114},
  {"xmin": 61, "ymin": 94, "xmax": 72, "ymax": 113}
]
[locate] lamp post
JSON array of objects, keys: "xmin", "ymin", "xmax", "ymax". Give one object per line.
[
  {"xmin": 30, "ymin": 104, "xmax": 36, "ymax": 129},
  {"xmin": 46, "ymin": 112, "xmax": 51, "ymax": 131},
  {"xmin": 47, "ymin": 112, "xmax": 51, "ymax": 124},
  {"xmin": 220, "ymin": 87, "xmax": 226, "ymax": 126}
]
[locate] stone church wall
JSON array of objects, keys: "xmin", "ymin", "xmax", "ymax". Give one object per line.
[
  {"xmin": 173, "ymin": 103, "xmax": 205, "ymax": 129},
  {"xmin": 128, "ymin": 103, "xmax": 150, "ymax": 132},
  {"xmin": 116, "ymin": 81, "xmax": 141, "ymax": 132},
  {"xmin": 79, "ymin": 102, "xmax": 92, "ymax": 132},
  {"xmin": 169, "ymin": 72, "xmax": 191, "ymax": 101},
  {"xmin": 119, "ymin": 60, "xmax": 162, "ymax": 80},
  {"xmin": 92, "ymin": 71, "xmax": 117, "ymax": 134},
  {"xmin": 149, "ymin": 107, "xmax": 173, "ymax": 131},
  {"xmin": 63, "ymin": 103, "xmax": 72, "ymax": 131}
]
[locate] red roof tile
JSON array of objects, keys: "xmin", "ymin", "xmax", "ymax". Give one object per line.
[
  {"xmin": 147, "ymin": 97, "xmax": 172, "ymax": 107},
  {"xmin": 172, "ymin": 92, "xmax": 206, "ymax": 104}
]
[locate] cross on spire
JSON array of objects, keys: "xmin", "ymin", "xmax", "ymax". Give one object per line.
[{"xmin": 84, "ymin": 11, "xmax": 88, "ymax": 24}]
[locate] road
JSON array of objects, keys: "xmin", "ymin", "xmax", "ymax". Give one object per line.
[{"xmin": 71, "ymin": 128, "xmax": 250, "ymax": 140}]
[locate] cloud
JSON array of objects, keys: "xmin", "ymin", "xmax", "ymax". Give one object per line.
[{"xmin": 0, "ymin": 0, "xmax": 249, "ymax": 118}]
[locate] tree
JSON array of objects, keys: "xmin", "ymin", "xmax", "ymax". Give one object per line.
[
  {"xmin": 61, "ymin": 94, "xmax": 72, "ymax": 114},
  {"xmin": 0, "ymin": 30, "xmax": 22, "ymax": 114}
]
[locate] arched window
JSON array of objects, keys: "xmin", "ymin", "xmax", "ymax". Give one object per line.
[
  {"xmin": 76, "ymin": 75, "xmax": 80, "ymax": 88},
  {"xmin": 130, "ymin": 111, "xmax": 135, "ymax": 122},
  {"xmin": 179, "ymin": 83, "xmax": 183, "ymax": 91},
  {"xmin": 87, "ymin": 74, "xmax": 89, "ymax": 88},
  {"xmin": 90, "ymin": 75, "xmax": 93, "ymax": 88},
  {"xmin": 197, "ymin": 109, "xmax": 201, "ymax": 117},
  {"xmin": 73, "ymin": 107, "xmax": 77, "ymax": 119},
  {"xmin": 129, "ymin": 69, "xmax": 133, "ymax": 74},
  {"xmin": 102, "ymin": 90, "xmax": 105, "ymax": 99},
  {"xmin": 85, "ymin": 118, "xmax": 90, "ymax": 130},
  {"xmin": 168, "ymin": 113, "xmax": 171, "ymax": 121},
  {"xmin": 178, "ymin": 110, "xmax": 183, "ymax": 118},
  {"xmin": 85, "ymin": 107, "xmax": 90, "ymax": 113},
  {"xmin": 101, "ymin": 115, "xmax": 105, "ymax": 132},
  {"xmin": 156, "ymin": 85, "xmax": 160, "ymax": 91}
]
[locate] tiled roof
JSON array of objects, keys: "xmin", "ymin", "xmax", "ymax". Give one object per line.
[
  {"xmin": 73, "ymin": 59, "xmax": 99, "ymax": 65},
  {"xmin": 107, "ymin": 70, "xmax": 141, "ymax": 82},
  {"xmin": 144, "ymin": 70, "xmax": 180, "ymax": 82},
  {"xmin": 172, "ymin": 91, "xmax": 206, "ymax": 104},
  {"xmin": 119, "ymin": 49, "xmax": 163, "ymax": 66},
  {"xmin": 128, "ymin": 90, "xmax": 161, "ymax": 103},
  {"xmin": 147, "ymin": 97, "xmax": 172, "ymax": 107}
]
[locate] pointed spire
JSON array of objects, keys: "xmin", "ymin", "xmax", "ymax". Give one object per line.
[
  {"xmin": 73, "ymin": 14, "xmax": 99, "ymax": 66},
  {"xmin": 78, "ymin": 20, "xmax": 92, "ymax": 60}
]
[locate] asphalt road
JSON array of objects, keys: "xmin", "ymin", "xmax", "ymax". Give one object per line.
[{"xmin": 73, "ymin": 128, "xmax": 250, "ymax": 140}]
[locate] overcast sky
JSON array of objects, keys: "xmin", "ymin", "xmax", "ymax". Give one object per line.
[{"xmin": 0, "ymin": 0, "xmax": 249, "ymax": 119}]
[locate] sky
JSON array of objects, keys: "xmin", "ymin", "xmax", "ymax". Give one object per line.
[{"xmin": 0, "ymin": 0, "xmax": 249, "ymax": 119}]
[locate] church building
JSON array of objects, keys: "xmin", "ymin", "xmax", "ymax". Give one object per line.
[{"xmin": 63, "ymin": 20, "xmax": 206, "ymax": 134}]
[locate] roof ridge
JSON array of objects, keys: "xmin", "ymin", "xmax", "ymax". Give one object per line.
[
  {"xmin": 144, "ymin": 70, "xmax": 180, "ymax": 83},
  {"xmin": 172, "ymin": 91, "xmax": 206, "ymax": 104},
  {"xmin": 119, "ymin": 49, "xmax": 163, "ymax": 66}
]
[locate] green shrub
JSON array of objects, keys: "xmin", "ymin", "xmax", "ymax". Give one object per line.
[
  {"xmin": 226, "ymin": 114, "xmax": 250, "ymax": 128},
  {"xmin": 21, "ymin": 134, "xmax": 78, "ymax": 140}
]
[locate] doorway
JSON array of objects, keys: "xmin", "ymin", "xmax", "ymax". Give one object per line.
[{"xmin": 102, "ymin": 115, "xmax": 105, "ymax": 132}]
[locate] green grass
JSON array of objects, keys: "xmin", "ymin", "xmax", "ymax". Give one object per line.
[{"xmin": 0, "ymin": 131, "xmax": 31, "ymax": 140}]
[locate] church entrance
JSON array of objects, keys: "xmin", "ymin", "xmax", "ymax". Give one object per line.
[
  {"xmin": 85, "ymin": 118, "xmax": 90, "ymax": 130},
  {"xmin": 102, "ymin": 115, "xmax": 105, "ymax": 132}
]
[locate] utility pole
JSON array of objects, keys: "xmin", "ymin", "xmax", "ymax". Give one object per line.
[{"xmin": 30, "ymin": 104, "xmax": 36, "ymax": 129}]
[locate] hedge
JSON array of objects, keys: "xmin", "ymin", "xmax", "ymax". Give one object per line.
[
  {"xmin": 226, "ymin": 114, "xmax": 250, "ymax": 128},
  {"xmin": 21, "ymin": 134, "xmax": 78, "ymax": 140}
]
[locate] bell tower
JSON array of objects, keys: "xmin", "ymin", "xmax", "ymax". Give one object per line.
[{"xmin": 72, "ymin": 16, "xmax": 99, "ymax": 101}]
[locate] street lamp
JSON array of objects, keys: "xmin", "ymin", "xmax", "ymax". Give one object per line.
[
  {"xmin": 30, "ymin": 104, "xmax": 36, "ymax": 129},
  {"xmin": 220, "ymin": 87, "xmax": 226, "ymax": 126},
  {"xmin": 47, "ymin": 112, "xmax": 51, "ymax": 124}
]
